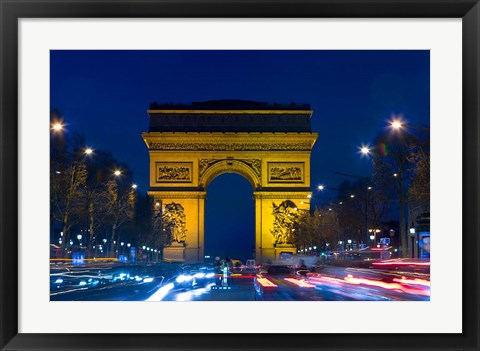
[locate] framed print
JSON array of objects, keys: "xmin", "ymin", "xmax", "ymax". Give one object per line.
[{"xmin": 0, "ymin": 0, "xmax": 479, "ymax": 350}]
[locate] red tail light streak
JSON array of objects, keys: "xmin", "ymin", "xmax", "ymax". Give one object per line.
[{"xmin": 372, "ymin": 261, "xmax": 430, "ymax": 267}]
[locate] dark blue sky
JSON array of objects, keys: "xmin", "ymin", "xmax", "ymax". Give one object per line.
[{"xmin": 51, "ymin": 50, "xmax": 429, "ymax": 260}]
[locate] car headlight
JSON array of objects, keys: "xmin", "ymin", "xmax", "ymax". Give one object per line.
[{"xmin": 176, "ymin": 274, "xmax": 193, "ymax": 283}]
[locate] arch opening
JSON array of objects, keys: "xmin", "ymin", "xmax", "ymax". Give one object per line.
[
  {"xmin": 204, "ymin": 173, "xmax": 255, "ymax": 263},
  {"xmin": 199, "ymin": 159, "xmax": 261, "ymax": 190}
]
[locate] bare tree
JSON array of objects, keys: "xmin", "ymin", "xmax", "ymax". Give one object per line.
[
  {"xmin": 51, "ymin": 160, "xmax": 88, "ymax": 256},
  {"xmin": 408, "ymin": 148, "xmax": 430, "ymax": 210},
  {"xmin": 102, "ymin": 180, "xmax": 136, "ymax": 256},
  {"xmin": 372, "ymin": 128, "xmax": 429, "ymax": 256}
]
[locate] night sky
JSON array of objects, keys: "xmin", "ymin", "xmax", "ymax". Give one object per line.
[{"xmin": 51, "ymin": 50, "xmax": 429, "ymax": 261}]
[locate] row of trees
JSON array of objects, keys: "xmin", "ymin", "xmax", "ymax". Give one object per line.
[
  {"xmin": 50, "ymin": 128, "xmax": 138, "ymax": 257},
  {"xmin": 50, "ymin": 111, "xmax": 168, "ymax": 258},
  {"xmin": 291, "ymin": 118, "xmax": 430, "ymax": 257}
]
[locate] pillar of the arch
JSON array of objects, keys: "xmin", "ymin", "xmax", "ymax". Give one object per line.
[
  {"xmin": 150, "ymin": 191, "xmax": 206, "ymax": 263},
  {"xmin": 254, "ymin": 191, "xmax": 311, "ymax": 264}
]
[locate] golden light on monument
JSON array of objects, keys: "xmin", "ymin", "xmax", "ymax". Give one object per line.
[{"xmin": 142, "ymin": 100, "xmax": 318, "ymax": 263}]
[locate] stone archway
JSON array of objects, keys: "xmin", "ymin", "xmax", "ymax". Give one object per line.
[
  {"xmin": 199, "ymin": 159, "xmax": 261, "ymax": 189},
  {"xmin": 142, "ymin": 100, "xmax": 318, "ymax": 263}
]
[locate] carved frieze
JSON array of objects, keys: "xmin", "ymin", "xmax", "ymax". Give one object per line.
[
  {"xmin": 271, "ymin": 200, "xmax": 299, "ymax": 245},
  {"xmin": 199, "ymin": 159, "xmax": 219, "ymax": 176},
  {"xmin": 163, "ymin": 202, "xmax": 187, "ymax": 243},
  {"xmin": 268, "ymin": 162, "xmax": 304, "ymax": 183},
  {"xmin": 147, "ymin": 141, "xmax": 312, "ymax": 151},
  {"xmin": 241, "ymin": 159, "xmax": 261, "ymax": 178},
  {"xmin": 199, "ymin": 158, "xmax": 261, "ymax": 179},
  {"xmin": 155, "ymin": 162, "xmax": 193, "ymax": 183}
]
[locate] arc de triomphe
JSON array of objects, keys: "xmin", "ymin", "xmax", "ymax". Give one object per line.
[{"xmin": 142, "ymin": 100, "xmax": 318, "ymax": 263}]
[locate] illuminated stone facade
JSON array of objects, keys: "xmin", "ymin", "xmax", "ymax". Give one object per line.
[{"xmin": 142, "ymin": 100, "xmax": 318, "ymax": 263}]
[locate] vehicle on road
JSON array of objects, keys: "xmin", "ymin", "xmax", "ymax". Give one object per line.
[
  {"xmin": 174, "ymin": 265, "xmax": 216, "ymax": 290},
  {"xmin": 244, "ymin": 259, "xmax": 257, "ymax": 272}
]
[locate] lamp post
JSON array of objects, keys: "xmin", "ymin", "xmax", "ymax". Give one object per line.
[
  {"xmin": 389, "ymin": 118, "xmax": 430, "ymax": 132},
  {"xmin": 409, "ymin": 224, "xmax": 416, "ymax": 258},
  {"xmin": 335, "ymin": 171, "xmax": 372, "ymax": 246}
]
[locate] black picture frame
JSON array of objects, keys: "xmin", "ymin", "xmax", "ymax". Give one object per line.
[{"xmin": 1, "ymin": 1, "xmax": 478, "ymax": 350}]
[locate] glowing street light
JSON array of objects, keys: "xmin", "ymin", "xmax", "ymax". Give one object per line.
[
  {"xmin": 359, "ymin": 145, "xmax": 371, "ymax": 156},
  {"xmin": 350, "ymin": 194, "xmax": 355, "ymax": 198},
  {"xmin": 132, "ymin": 184, "xmax": 138, "ymax": 189},
  {"xmin": 77, "ymin": 234, "xmax": 82, "ymax": 241},
  {"xmin": 114, "ymin": 170, "xmax": 122, "ymax": 177},
  {"xmin": 390, "ymin": 120, "xmax": 403, "ymax": 130},
  {"xmin": 84, "ymin": 147, "xmax": 93, "ymax": 155},
  {"xmin": 318, "ymin": 185, "xmax": 325, "ymax": 191},
  {"xmin": 51, "ymin": 122, "xmax": 63, "ymax": 132}
]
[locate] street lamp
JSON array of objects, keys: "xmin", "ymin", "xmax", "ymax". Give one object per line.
[
  {"xmin": 359, "ymin": 145, "xmax": 371, "ymax": 156},
  {"xmin": 388, "ymin": 117, "xmax": 429, "ymax": 132},
  {"xmin": 51, "ymin": 122, "xmax": 63, "ymax": 132},
  {"xmin": 337, "ymin": 172, "xmax": 373, "ymax": 247},
  {"xmin": 84, "ymin": 147, "xmax": 93, "ymax": 155},
  {"xmin": 132, "ymin": 184, "xmax": 138, "ymax": 189},
  {"xmin": 114, "ymin": 170, "xmax": 122, "ymax": 177},
  {"xmin": 409, "ymin": 224, "xmax": 416, "ymax": 258},
  {"xmin": 390, "ymin": 119, "xmax": 403, "ymax": 130}
]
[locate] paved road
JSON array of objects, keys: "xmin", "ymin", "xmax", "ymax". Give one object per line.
[{"xmin": 50, "ymin": 262, "xmax": 430, "ymax": 301}]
